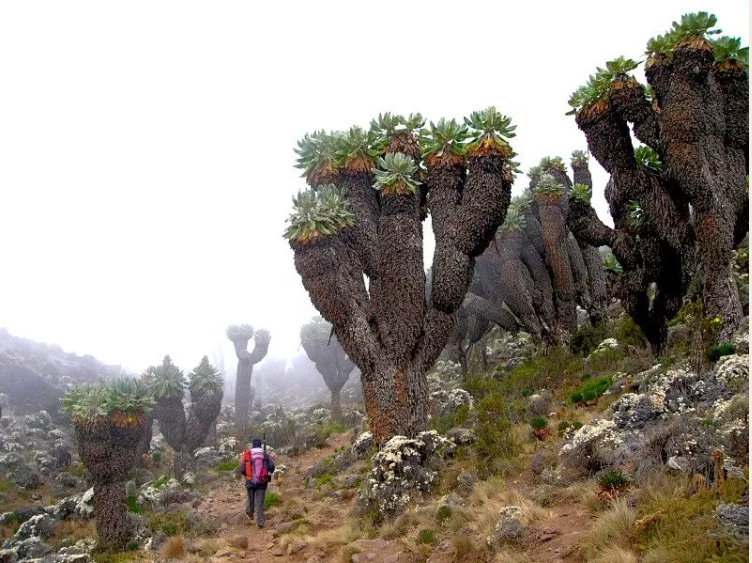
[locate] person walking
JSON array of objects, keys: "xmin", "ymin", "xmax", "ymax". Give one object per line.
[{"xmin": 239, "ymin": 437, "xmax": 275, "ymax": 528}]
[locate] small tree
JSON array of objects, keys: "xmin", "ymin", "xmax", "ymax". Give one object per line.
[
  {"xmin": 300, "ymin": 316, "xmax": 355, "ymax": 420},
  {"xmin": 287, "ymin": 109, "xmax": 516, "ymax": 442},
  {"xmin": 61, "ymin": 378, "xmax": 153, "ymax": 550},
  {"xmin": 141, "ymin": 355, "xmax": 223, "ymax": 478},
  {"xmin": 226, "ymin": 325, "xmax": 270, "ymax": 428}
]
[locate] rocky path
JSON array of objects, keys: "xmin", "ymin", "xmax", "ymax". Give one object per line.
[{"xmin": 199, "ymin": 432, "xmax": 359, "ymax": 563}]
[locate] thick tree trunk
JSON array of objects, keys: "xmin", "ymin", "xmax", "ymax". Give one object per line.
[
  {"xmin": 330, "ymin": 388, "xmax": 342, "ymax": 422},
  {"xmin": 204, "ymin": 419, "xmax": 218, "ymax": 448},
  {"xmin": 234, "ymin": 358, "xmax": 252, "ymax": 428},
  {"xmin": 93, "ymin": 481, "xmax": 129, "ymax": 550},
  {"xmin": 136, "ymin": 416, "xmax": 153, "ymax": 467}
]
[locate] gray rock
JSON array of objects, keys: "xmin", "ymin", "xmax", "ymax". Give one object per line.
[
  {"xmin": 12, "ymin": 537, "xmax": 52, "ymax": 560},
  {"xmin": 490, "ymin": 506, "xmax": 525, "ymax": 545},
  {"xmin": 56, "ymin": 472, "xmax": 78, "ymax": 488},
  {"xmin": 456, "ymin": 471, "xmax": 476, "ymax": 494},
  {"xmin": 527, "ymin": 394, "xmax": 550, "ymax": 417},
  {"xmin": 15, "ymin": 514, "xmax": 57, "ymax": 540},
  {"xmin": 351, "ymin": 431, "xmax": 373, "ymax": 458},
  {"xmin": 10, "ymin": 506, "xmax": 46, "ymax": 524},
  {"xmin": 0, "ymin": 550, "xmax": 17, "ymax": 563},
  {"xmin": 446, "ymin": 427, "xmax": 476, "ymax": 446},
  {"xmin": 10, "ymin": 464, "xmax": 41, "ymax": 489},
  {"xmin": 715, "ymin": 503, "xmax": 749, "ymax": 541}
]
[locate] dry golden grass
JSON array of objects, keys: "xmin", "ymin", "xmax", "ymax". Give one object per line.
[
  {"xmin": 159, "ymin": 535, "xmax": 186, "ymax": 560},
  {"xmin": 589, "ymin": 546, "xmax": 639, "ymax": 563},
  {"xmin": 306, "ymin": 519, "xmax": 365, "ymax": 553},
  {"xmin": 493, "ymin": 549, "xmax": 531, "ymax": 563},
  {"xmin": 469, "ymin": 476, "xmax": 548, "ymax": 540},
  {"xmin": 49, "ymin": 520, "xmax": 96, "ymax": 547},
  {"xmin": 185, "ymin": 537, "xmax": 223, "ymax": 557},
  {"xmin": 584, "ymin": 498, "xmax": 636, "ymax": 558}
]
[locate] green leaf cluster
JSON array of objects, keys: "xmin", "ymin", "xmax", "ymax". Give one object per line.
[
  {"xmin": 141, "ymin": 355, "xmax": 186, "ymax": 400},
  {"xmin": 570, "ymin": 183, "xmax": 592, "ymax": 205},
  {"xmin": 567, "ymin": 56, "xmax": 639, "ymax": 115},
  {"xmin": 533, "ymin": 174, "xmax": 565, "ymax": 197},
  {"xmin": 634, "ymin": 145, "xmax": 663, "ymax": 172},
  {"xmin": 333, "ymin": 126, "xmax": 383, "ymax": 165},
  {"xmin": 602, "ymin": 252, "xmax": 623, "ymax": 275},
  {"xmin": 370, "ymin": 112, "xmax": 425, "ymax": 139},
  {"xmin": 283, "ymin": 184, "xmax": 355, "ymax": 242},
  {"xmin": 646, "ymin": 12, "xmax": 721, "ymax": 56},
  {"xmin": 294, "ymin": 130, "xmax": 339, "ymax": 175},
  {"xmin": 188, "ymin": 356, "xmax": 223, "ymax": 396},
  {"xmin": 627, "ymin": 200, "xmax": 646, "ymax": 227},
  {"xmin": 712, "ymin": 36, "xmax": 749, "ymax": 70},
  {"xmin": 571, "ymin": 150, "xmax": 589, "ymax": 166},
  {"xmin": 569, "ymin": 375, "xmax": 613, "ymax": 404},
  {"xmin": 372, "ymin": 152, "xmax": 421, "ymax": 195},
  {"xmin": 500, "ymin": 206, "xmax": 526, "ymax": 232},
  {"xmin": 61, "ymin": 378, "xmax": 154, "ymax": 425},
  {"xmin": 419, "ymin": 118, "xmax": 470, "ymax": 159},
  {"xmin": 464, "ymin": 106, "xmax": 517, "ymax": 154},
  {"xmin": 539, "ymin": 155, "xmax": 567, "ymax": 173}
]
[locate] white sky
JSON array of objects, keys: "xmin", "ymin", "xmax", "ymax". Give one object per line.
[{"xmin": 0, "ymin": 1, "xmax": 748, "ymax": 374}]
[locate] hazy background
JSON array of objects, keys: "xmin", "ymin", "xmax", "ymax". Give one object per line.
[{"xmin": 0, "ymin": 1, "xmax": 748, "ymax": 374}]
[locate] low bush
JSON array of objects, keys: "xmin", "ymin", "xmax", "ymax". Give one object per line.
[
  {"xmin": 706, "ymin": 343, "xmax": 737, "ymax": 363},
  {"xmin": 264, "ymin": 491, "xmax": 282, "ymax": 509},
  {"xmin": 215, "ymin": 459, "xmax": 237, "ymax": 472}
]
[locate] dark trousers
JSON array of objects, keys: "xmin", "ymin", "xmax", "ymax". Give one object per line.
[{"xmin": 245, "ymin": 485, "xmax": 266, "ymax": 525}]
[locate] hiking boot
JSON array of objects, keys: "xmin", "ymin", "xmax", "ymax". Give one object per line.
[
  {"xmin": 246, "ymin": 513, "xmax": 254, "ymax": 521},
  {"xmin": 257, "ymin": 523, "xmax": 264, "ymax": 529}
]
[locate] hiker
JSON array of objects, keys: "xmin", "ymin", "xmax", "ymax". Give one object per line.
[{"xmin": 238, "ymin": 437, "xmax": 275, "ymax": 528}]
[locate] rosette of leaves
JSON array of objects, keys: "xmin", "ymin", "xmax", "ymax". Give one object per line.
[
  {"xmin": 142, "ymin": 355, "xmax": 185, "ymax": 400},
  {"xmin": 527, "ymin": 165, "xmax": 543, "ymax": 183},
  {"xmin": 634, "ymin": 145, "xmax": 663, "ymax": 172},
  {"xmin": 370, "ymin": 112, "xmax": 425, "ymax": 139},
  {"xmin": 294, "ymin": 130, "xmax": 340, "ymax": 186},
  {"xmin": 106, "ymin": 378, "xmax": 154, "ymax": 428},
  {"xmin": 533, "ymin": 174, "xmax": 565, "ymax": 198},
  {"xmin": 646, "ymin": 12, "xmax": 721, "ymax": 56},
  {"xmin": 283, "ymin": 184, "xmax": 355, "ymax": 243},
  {"xmin": 372, "ymin": 152, "xmax": 421, "ymax": 196},
  {"xmin": 566, "ymin": 57, "xmax": 639, "ymax": 115},
  {"xmin": 570, "ymin": 183, "xmax": 592, "ymax": 205},
  {"xmin": 602, "ymin": 252, "xmax": 623, "ymax": 275},
  {"xmin": 61, "ymin": 384, "xmax": 109, "ymax": 428},
  {"xmin": 333, "ymin": 126, "xmax": 384, "ymax": 171},
  {"xmin": 571, "ymin": 150, "xmax": 589, "ymax": 167},
  {"xmin": 627, "ymin": 200, "xmax": 646, "ymax": 227},
  {"xmin": 419, "ymin": 118, "xmax": 470, "ymax": 166},
  {"xmin": 499, "ymin": 205, "xmax": 526, "ymax": 232},
  {"xmin": 188, "ymin": 356, "xmax": 223, "ymax": 397},
  {"xmin": 539, "ymin": 156, "xmax": 567, "ymax": 174},
  {"xmin": 464, "ymin": 106, "xmax": 516, "ymax": 158},
  {"xmin": 712, "ymin": 36, "xmax": 749, "ymax": 70},
  {"xmin": 226, "ymin": 324, "xmax": 254, "ymax": 343}
]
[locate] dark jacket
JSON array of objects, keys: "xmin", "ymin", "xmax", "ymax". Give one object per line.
[{"xmin": 239, "ymin": 447, "xmax": 275, "ymax": 489}]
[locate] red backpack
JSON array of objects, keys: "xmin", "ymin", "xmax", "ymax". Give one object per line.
[{"xmin": 242, "ymin": 449, "xmax": 270, "ymax": 484}]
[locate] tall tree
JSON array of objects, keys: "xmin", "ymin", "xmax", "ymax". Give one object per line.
[
  {"xmin": 286, "ymin": 109, "xmax": 516, "ymax": 442},
  {"xmin": 300, "ymin": 316, "xmax": 355, "ymax": 420},
  {"xmin": 226, "ymin": 325, "xmax": 270, "ymax": 428},
  {"xmin": 566, "ymin": 13, "xmax": 748, "ymax": 346},
  {"xmin": 61, "ymin": 379, "xmax": 153, "ymax": 550}
]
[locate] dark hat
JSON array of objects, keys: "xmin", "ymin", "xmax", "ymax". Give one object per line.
[{"xmin": 252, "ymin": 438, "xmax": 262, "ymax": 448}]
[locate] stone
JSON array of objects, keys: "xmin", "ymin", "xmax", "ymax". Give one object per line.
[
  {"xmin": 456, "ymin": 471, "xmax": 476, "ymax": 494},
  {"xmin": 228, "ymin": 535, "xmax": 248, "ymax": 549},
  {"xmin": 15, "ymin": 514, "xmax": 57, "ymax": 540},
  {"xmin": 56, "ymin": 472, "xmax": 78, "ymax": 488},
  {"xmin": 490, "ymin": 506, "xmax": 525, "ymax": 545},
  {"xmin": 351, "ymin": 432, "xmax": 373, "ymax": 457},
  {"xmin": 10, "ymin": 464, "xmax": 41, "ymax": 489},
  {"xmin": 288, "ymin": 542, "xmax": 307, "ymax": 554},
  {"xmin": 446, "ymin": 427, "xmax": 476, "ymax": 446}
]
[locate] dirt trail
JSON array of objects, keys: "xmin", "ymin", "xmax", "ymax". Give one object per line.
[{"xmin": 200, "ymin": 432, "xmax": 354, "ymax": 563}]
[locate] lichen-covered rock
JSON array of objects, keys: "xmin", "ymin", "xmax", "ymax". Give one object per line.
[
  {"xmin": 10, "ymin": 464, "xmax": 41, "ymax": 490},
  {"xmin": 351, "ymin": 431, "xmax": 373, "ymax": 458},
  {"xmin": 74, "ymin": 488, "xmax": 94, "ymax": 519},
  {"xmin": 456, "ymin": 471, "xmax": 476, "ymax": 495},
  {"xmin": 527, "ymin": 392, "xmax": 551, "ymax": 417},
  {"xmin": 14, "ymin": 514, "xmax": 57, "ymax": 540},
  {"xmin": 8, "ymin": 537, "xmax": 52, "ymax": 560},
  {"xmin": 489, "ymin": 506, "xmax": 525, "ymax": 546},
  {"xmin": 194, "ymin": 447, "xmax": 220, "ymax": 469},
  {"xmin": 714, "ymin": 354, "xmax": 749, "ymax": 392},
  {"xmin": 715, "ymin": 503, "xmax": 749, "ymax": 541},
  {"xmin": 356, "ymin": 432, "xmax": 456, "ymax": 522},
  {"xmin": 559, "ymin": 418, "xmax": 621, "ymax": 476},
  {"xmin": 446, "ymin": 427, "xmax": 476, "ymax": 447}
]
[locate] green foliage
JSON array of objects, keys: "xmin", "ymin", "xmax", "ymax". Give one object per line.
[
  {"xmin": 126, "ymin": 495, "xmax": 143, "ymax": 514},
  {"xmin": 334, "ymin": 126, "xmax": 383, "ymax": 165},
  {"xmin": 188, "ymin": 356, "xmax": 222, "ymax": 396},
  {"xmin": 61, "ymin": 378, "xmax": 154, "ymax": 426},
  {"xmin": 570, "ymin": 183, "xmax": 592, "ymax": 205},
  {"xmin": 317, "ymin": 422, "xmax": 346, "ymax": 443},
  {"xmin": 712, "ymin": 36, "xmax": 749, "ymax": 70},
  {"xmin": 571, "ymin": 150, "xmax": 589, "ymax": 166},
  {"xmin": 464, "ymin": 106, "xmax": 517, "ymax": 156},
  {"xmin": 148, "ymin": 511, "xmax": 189, "ymax": 537},
  {"xmin": 153, "ymin": 475, "xmax": 169, "ymax": 489},
  {"xmin": 370, "ymin": 112, "xmax": 425, "ymax": 141},
  {"xmin": 500, "ymin": 206, "xmax": 526, "ymax": 232},
  {"xmin": 533, "ymin": 173, "xmax": 564, "ymax": 197},
  {"xmin": 417, "ymin": 529, "xmax": 435, "ymax": 545},
  {"xmin": 539, "ymin": 155, "xmax": 567, "ymax": 173},
  {"xmin": 284, "ymin": 184, "xmax": 356, "ymax": 242},
  {"xmin": 436, "ymin": 505, "xmax": 452, "ymax": 524},
  {"xmin": 0, "ymin": 480, "xmax": 11, "ymax": 493},
  {"xmin": 530, "ymin": 416, "xmax": 548, "ymax": 431},
  {"xmin": 567, "ymin": 56, "xmax": 639, "ymax": 115},
  {"xmin": 372, "ymin": 152, "xmax": 421, "ymax": 195},
  {"xmin": 634, "ymin": 145, "xmax": 663, "ymax": 172},
  {"xmin": 419, "ymin": 118, "xmax": 470, "ymax": 159},
  {"xmin": 313, "ymin": 472, "xmax": 334, "ymax": 489},
  {"xmin": 294, "ymin": 130, "xmax": 339, "ymax": 175},
  {"xmin": 706, "ymin": 343, "xmax": 737, "ymax": 362},
  {"xmin": 433, "ymin": 402, "xmax": 470, "ymax": 434},
  {"xmin": 615, "ymin": 314, "xmax": 647, "ymax": 348},
  {"xmin": 520, "ymin": 388, "xmax": 532, "ymax": 398},
  {"xmin": 215, "ymin": 459, "xmax": 237, "ymax": 472},
  {"xmin": 599, "ymin": 470, "xmax": 630, "ymax": 491},
  {"xmin": 125, "ymin": 541, "xmax": 138, "ymax": 552},
  {"xmin": 627, "ymin": 200, "xmax": 646, "ymax": 227},
  {"xmin": 572, "ymin": 421, "xmax": 583, "ymax": 430},
  {"xmin": 264, "ymin": 491, "xmax": 282, "ymax": 509},
  {"xmin": 570, "ymin": 375, "xmax": 613, "ymax": 404},
  {"xmin": 557, "ymin": 420, "xmax": 571, "ymax": 436},
  {"xmin": 470, "ymin": 378, "xmax": 522, "ymax": 477},
  {"xmin": 602, "ymin": 251, "xmax": 623, "ymax": 275},
  {"xmin": 646, "ymin": 12, "xmax": 721, "ymax": 56},
  {"xmin": 142, "ymin": 356, "xmax": 186, "ymax": 400},
  {"xmin": 151, "ymin": 452, "xmax": 161, "ymax": 465},
  {"xmin": 527, "ymin": 165, "xmax": 543, "ymax": 182}
]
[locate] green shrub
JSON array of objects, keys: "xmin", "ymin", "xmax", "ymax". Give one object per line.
[
  {"xmin": 0, "ymin": 480, "xmax": 11, "ymax": 493},
  {"xmin": 473, "ymin": 386, "xmax": 522, "ymax": 477},
  {"xmin": 153, "ymin": 475, "xmax": 169, "ymax": 489},
  {"xmin": 126, "ymin": 496, "xmax": 143, "ymax": 514},
  {"xmin": 148, "ymin": 511, "xmax": 189, "ymax": 537},
  {"xmin": 318, "ymin": 422, "xmax": 346, "ymax": 442},
  {"xmin": 436, "ymin": 505, "xmax": 452, "ymax": 524},
  {"xmin": 570, "ymin": 391, "xmax": 584, "ymax": 404},
  {"xmin": 417, "ymin": 529, "xmax": 435, "ymax": 544},
  {"xmin": 706, "ymin": 343, "xmax": 737, "ymax": 362},
  {"xmin": 521, "ymin": 388, "xmax": 532, "ymax": 398},
  {"xmin": 599, "ymin": 470, "xmax": 630, "ymax": 491},
  {"xmin": 215, "ymin": 459, "xmax": 237, "ymax": 472},
  {"xmin": 151, "ymin": 452, "xmax": 161, "ymax": 465},
  {"xmin": 264, "ymin": 492, "xmax": 282, "ymax": 509},
  {"xmin": 530, "ymin": 416, "xmax": 549, "ymax": 430},
  {"xmin": 126, "ymin": 541, "xmax": 138, "ymax": 551},
  {"xmin": 557, "ymin": 421, "xmax": 571, "ymax": 435},
  {"xmin": 582, "ymin": 389, "xmax": 597, "ymax": 402},
  {"xmin": 614, "ymin": 314, "xmax": 647, "ymax": 348},
  {"xmin": 572, "ymin": 421, "xmax": 583, "ymax": 430},
  {"xmin": 570, "ymin": 324, "xmax": 609, "ymax": 356},
  {"xmin": 313, "ymin": 473, "xmax": 334, "ymax": 489}
]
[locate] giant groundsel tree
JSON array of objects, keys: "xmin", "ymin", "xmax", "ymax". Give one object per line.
[
  {"xmin": 566, "ymin": 12, "xmax": 748, "ymax": 349},
  {"xmin": 300, "ymin": 316, "xmax": 356, "ymax": 420},
  {"xmin": 286, "ymin": 109, "xmax": 516, "ymax": 442},
  {"xmin": 61, "ymin": 378, "xmax": 153, "ymax": 549},
  {"xmin": 226, "ymin": 324, "xmax": 270, "ymax": 428}
]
